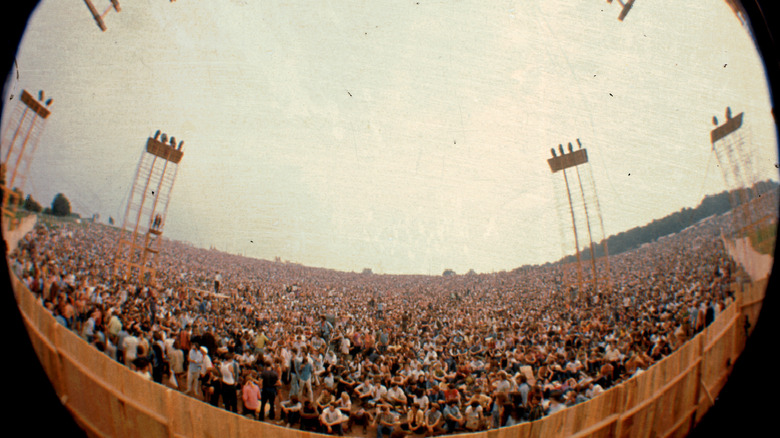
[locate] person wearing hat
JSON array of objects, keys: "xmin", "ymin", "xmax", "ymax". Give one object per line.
[{"xmin": 199, "ymin": 345, "xmax": 212, "ymax": 396}]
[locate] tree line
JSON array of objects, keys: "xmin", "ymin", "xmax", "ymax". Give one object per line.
[
  {"xmin": 554, "ymin": 180, "xmax": 779, "ymax": 265},
  {"xmin": 18, "ymin": 191, "xmax": 74, "ymax": 217}
]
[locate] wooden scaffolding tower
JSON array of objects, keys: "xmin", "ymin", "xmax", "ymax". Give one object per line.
[
  {"xmin": 548, "ymin": 139, "xmax": 612, "ymax": 299},
  {"xmin": 113, "ymin": 131, "xmax": 183, "ymax": 285},
  {"xmin": 1, "ymin": 90, "xmax": 52, "ymax": 230},
  {"xmin": 710, "ymin": 107, "xmax": 776, "ymax": 255}
]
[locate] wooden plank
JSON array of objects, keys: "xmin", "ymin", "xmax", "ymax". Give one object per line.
[{"xmin": 569, "ymin": 413, "xmax": 619, "ymax": 438}]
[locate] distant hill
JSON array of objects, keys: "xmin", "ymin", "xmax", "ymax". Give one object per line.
[{"xmin": 550, "ymin": 180, "xmax": 779, "ymax": 266}]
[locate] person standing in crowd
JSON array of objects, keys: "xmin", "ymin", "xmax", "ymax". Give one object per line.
[
  {"xmin": 9, "ymin": 209, "xmax": 746, "ymax": 433},
  {"xmin": 259, "ymin": 360, "xmax": 279, "ymax": 421},
  {"xmin": 220, "ymin": 352, "xmax": 239, "ymax": 413},
  {"xmin": 214, "ymin": 271, "xmax": 222, "ymax": 294},
  {"xmin": 296, "ymin": 355, "xmax": 314, "ymax": 402},
  {"xmin": 186, "ymin": 341, "xmax": 203, "ymax": 396}
]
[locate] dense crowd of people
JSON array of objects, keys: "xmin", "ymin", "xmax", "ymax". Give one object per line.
[{"xmin": 7, "ymin": 210, "xmax": 741, "ymax": 437}]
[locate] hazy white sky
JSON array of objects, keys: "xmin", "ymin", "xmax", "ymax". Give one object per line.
[{"xmin": 3, "ymin": 0, "xmax": 778, "ymax": 275}]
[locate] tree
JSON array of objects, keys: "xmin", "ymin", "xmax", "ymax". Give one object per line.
[
  {"xmin": 51, "ymin": 193, "xmax": 71, "ymax": 217},
  {"xmin": 23, "ymin": 194, "xmax": 42, "ymax": 212},
  {"xmin": 12, "ymin": 187, "xmax": 24, "ymax": 206}
]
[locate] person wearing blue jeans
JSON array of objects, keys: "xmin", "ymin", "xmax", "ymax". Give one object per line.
[{"xmin": 296, "ymin": 356, "xmax": 314, "ymax": 402}]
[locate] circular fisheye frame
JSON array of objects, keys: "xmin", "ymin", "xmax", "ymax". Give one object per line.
[{"xmin": 2, "ymin": 1, "xmax": 777, "ymax": 437}]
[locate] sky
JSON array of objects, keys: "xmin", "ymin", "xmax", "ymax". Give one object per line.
[{"xmin": 2, "ymin": 0, "xmax": 778, "ymax": 275}]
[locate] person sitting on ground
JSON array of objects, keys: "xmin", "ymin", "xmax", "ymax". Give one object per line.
[
  {"xmin": 442, "ymin": 399, "xmax": 464, "ymax": 433},
  {"xmin": 300, "ymin": 399, "xmax": 321, "ymax": 432},
  {"xmin": 423, "ymin": 402, "xmax": 445, "ymax": 437},
  {"xmin": 348, "ymin": 402, "xmax": 373, "ymax": 434},
  {"xmin": 241, "ymin": 372, "xmax": 261, "ymax": 420},
  {"xmin": 375, "ymin": 403, "xmax": 399, "ymax": 438},
  {"xmin": 401, "ymin": 403, "xmax": 425, "ymax": 435},
  {"xmin": 464, "ymin": 400, "xmax": 485, "ymax": 431},
  {"xmin": 317, "ymin": 388, "xmax": 335, "ymax": 412},
  {"xmin": 320, "ymin": 401, "xmax": 347, "ymax": 436},
  {"xmin": 335, "ymin": 391, "xmax": 352, "ymax": 418},
  {"xmin": 387, "ymin": 383, "xmax": 408, "ymax": 407},
  {"xmin": 280, "ymin": 395, "xmax": 302, "ymax": 428}
]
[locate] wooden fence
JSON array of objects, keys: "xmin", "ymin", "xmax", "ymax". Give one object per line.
[{"xmin": 7, "ymin": 220, "xmax": 770, "ymax": 437}]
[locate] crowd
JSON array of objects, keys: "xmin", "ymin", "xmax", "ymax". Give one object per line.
[{"xmin": 7, "ymin": 210, "xmax": 740, "ymax": 437}]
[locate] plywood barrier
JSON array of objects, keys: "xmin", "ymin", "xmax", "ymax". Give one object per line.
[
  {"xmin": 739, "ymin": 278, "xmax": 768, "ymax": 338},
  {"xmin": 9, "ymin": 266, "xmax": 770, "ymax": 437}
]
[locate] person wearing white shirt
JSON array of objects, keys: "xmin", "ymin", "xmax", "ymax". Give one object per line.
[
  {"xmin": 369, "ymin": 380, "xmax": 388, "ymax": 406},
  {"xmin": 355, "ymin": 379, "xmax": 374, "ymax": 403},
  {"xmin": 464, "ymin": 401, "xmax": 485, "ymax": 431},
  {"xmin": 320, "ymin": 402, "xmax": 346, "ymax": 435},
  {"xmin": 220, "ymin": 353, "xmax": 239, "ymax": 412},
  {"xmin": 200, "ymin": 347, "xmax": 212, "ymax": 378},
  {"xmin": 186, "ymin": 342, "xmax": 204, "ymax": 395},
  {"xmin": 122, "ymin": 330, "xmax": 140, "ymax": 367},
  {"xmin": 412, "ymin": 390, "xmax": 429, "ymax": 411},
  {"xmin": 387, "ymin": 384, "xmax": 407, "ymax": 407}
]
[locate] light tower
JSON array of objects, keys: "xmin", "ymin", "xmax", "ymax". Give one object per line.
[
  {"xmin": 606, "ymin": 0, "xmax": 635, "ymax": 21},
  {"xmin": 710, "ymin": 107, "xmax": 775, "ymax": 251},
  {"xmin": 1, "ymin": 89, "xmax": 52, "ymax": 230},
  {"xmin": 83, "ymin": 0, "xmax": 121, "ymax": 32},
  {"xmin": 548, "ymin": 139, "xmax": 611, "ymax": 298},
  {"xmin": 113, "ymin": 131, "xmax": 183, "ymax": 285}
]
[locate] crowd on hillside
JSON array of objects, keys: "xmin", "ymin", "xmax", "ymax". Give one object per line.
[{"xmin": 7, "ymin": 211, "xmax": 739, "ymax": 437}]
